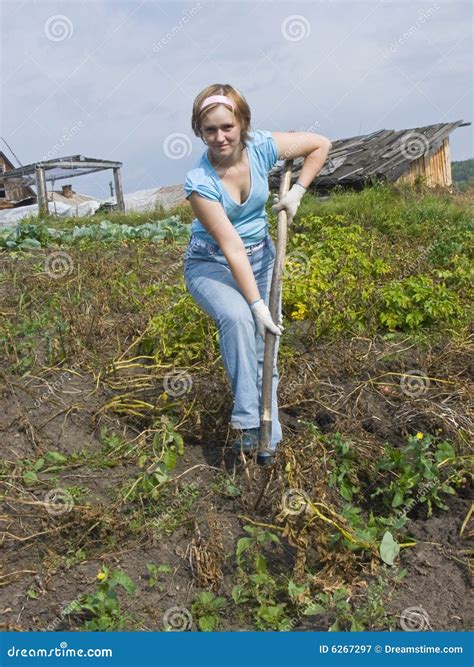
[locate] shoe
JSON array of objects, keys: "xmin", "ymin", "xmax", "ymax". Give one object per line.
[
  {"xmin": 232, "ymin": 427, "xmax": 260, "ymax": 454},
  {"xmin": 257, "ymin": 451, "xmax": 276, "ymax": 466}
]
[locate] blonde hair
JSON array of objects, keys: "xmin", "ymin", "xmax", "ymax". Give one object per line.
[{"xmin": 191, "ymin": 83, "xmax": 252, "ymax": 146}]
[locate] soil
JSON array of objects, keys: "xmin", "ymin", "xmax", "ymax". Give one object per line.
[{"xmin": 0, "ymin": 243, "xmax": 472, "ymax": 633}]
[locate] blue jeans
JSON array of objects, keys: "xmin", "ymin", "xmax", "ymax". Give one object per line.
[{"xmin": 183, "ymin": 232, "xmax": 282, "ymax": 452}]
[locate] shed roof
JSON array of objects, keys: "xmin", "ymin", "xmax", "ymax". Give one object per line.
[
  {"xmin": 1, "ymin": 155, "xmax": 122, "ymax": 187},
  {"xmin": 269, "ymin": 119, "xmax": 470, "ymax": 190}
]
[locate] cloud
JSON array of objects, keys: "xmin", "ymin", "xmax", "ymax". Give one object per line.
[{"xmin": 2, "ymin": 0, "xmax": 472, "ymax": 198}]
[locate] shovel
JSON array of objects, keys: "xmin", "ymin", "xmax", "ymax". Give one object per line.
[{"xmin": 257, "ymin": 159, "xmax": 294, "ymax": 464}]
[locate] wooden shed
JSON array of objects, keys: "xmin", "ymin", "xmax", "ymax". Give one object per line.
[
  {"xmin": 1, "ymin": 155, "xmax": 125, "ymax": 215},
  {"xmin": 269, "ymin": 120, "xmax": 470, "ymax": 193},
  {"xmin": 0, "ymin": 152, "xmax": 36, "ymax": 209}
]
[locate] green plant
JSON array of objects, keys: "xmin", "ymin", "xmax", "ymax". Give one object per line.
[
  {"xmin": 354, "ymin": 570, "xmax": 406, "ymax": 629},
  {"xmin": 210, "ymin": 471, "xmax": 241, "ymax": 498},
  {"xmin": 141, "ymin": 283, "xmax": 220, "ymax": 365},
  {"xmin": 282, "ymin": 217, "xmax": 391, "ymax": 337},
  {"xmin": 306, "ymin": 569, "xmax": 406, "ymax": 631},
  {"xmin": 191, "ymin": 591, "xmax": 227, "ymax": 631},
  {"xmin": 122, "ymin": 416, "xmax": 184, "ymax": 502},
  {"xmin": 380, "ymin": 275, "xmax": 462, "ymax": 330},
  {"xmin": 231, "ymin": 525, "xmax": 293, "ymax": 630},
  {"xmin": 18, "ymin": 451, "xmax": 70, "ymax": 487},
  {"xmin": 76, "ymin": 566, "xmax": 136, "ymax": 630},
  {"xmin": 145, "ymin": 563, "xmax": 172, "ymax": 588},
  {"xmin": 26, "ymin": 587, "xmax": 39, "ymax": 599},
  {"xmin": 100, "ymin": 427, "xmax": 132, "ymax": 458},
  {"xmin": 327, "ymin": 433, "xmax": 361, "ymax": 502},
  {"xmin": 152, "ymin": 483, "xmax": 200, "ymax": 536},
  {"xmin": 0, "ymin": 217, "xmax": 189, "ymax": 251},
  {"xmin": 337, "ymin": 504, "xmax": 386, "ymax": 548},
  {"xmin": 373, "ymin": 433, "xmax": 457, "ymax": 517},
  {"xmin": 65, "ymin": 548, "xmax": 87, "ymax": 567},
  {"xmin": 0, "ymin": 220, "xmax": 51, "ymax": 250},
  {"xmin": 305, "ymin": 588, "xmax": 355, "ymax": 631}
]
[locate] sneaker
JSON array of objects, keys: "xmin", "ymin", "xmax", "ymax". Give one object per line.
[{"xmin": 232, "ymin": 427, "xmax": 260, "ymax": 454}]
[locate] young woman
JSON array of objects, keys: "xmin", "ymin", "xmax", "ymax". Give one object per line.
[{"xmin": 183, "ymin": 83, "xmax": 332, "ymax": 464}]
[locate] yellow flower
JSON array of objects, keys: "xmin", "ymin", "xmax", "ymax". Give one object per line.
[
  {"xmin": 159, "ymin": 392, "xmax": 169, "ymax": 402},
  {"xmin": 290, "ymin": 303, "xmax": 308, "ymax": 321},
  {"xmin": 96, "ymin": 571, "xmax": 107, "ymax": 581},
  {"xmin": 415, "ymin": 432, "xmax": 424, "ymax": 440}
]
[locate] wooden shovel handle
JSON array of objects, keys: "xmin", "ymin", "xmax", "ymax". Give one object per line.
[{"xmin": 259, "ymin": 159, "xmax": 294, "ymax": 455}]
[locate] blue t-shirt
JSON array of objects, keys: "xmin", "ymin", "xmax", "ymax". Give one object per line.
[{"xmin": 183, "ymin": 129, "xmax": 279, "ymax": 246}]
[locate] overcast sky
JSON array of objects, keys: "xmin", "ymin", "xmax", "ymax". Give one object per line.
[{"xmin": 1, "ymin": 0, "xmax": 472, "ymax": 200}]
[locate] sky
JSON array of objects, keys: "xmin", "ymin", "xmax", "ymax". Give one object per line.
[{"xmin": 1, "ymin": 0, "xmax": 473, "ymax": 200}]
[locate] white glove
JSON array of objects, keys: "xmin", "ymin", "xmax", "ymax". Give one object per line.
[
  {"xmin": 271, "ymin": 183, "xmax": 306, "ymax": 224},
  {"xmin": 250, "ymin": 299, "xmax": 284, "ymax": 340}
]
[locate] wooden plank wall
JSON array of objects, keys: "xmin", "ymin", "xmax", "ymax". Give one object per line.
[
  {"xmin": 397, "ymin": 138, "xmax": 452, "ymax": 187},
  {"xmin": 0, "ymin": 155, "xmax": 36, "ymax": 202}
]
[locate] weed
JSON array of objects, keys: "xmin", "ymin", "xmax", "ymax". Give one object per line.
[
  {"xmin": 191, "ymin": 591, "xmax": 227, "ymax": 631},
  {"xmin": 152, "ymin": 483, "xmax": 200, "ymax": 536},
  {"xmin": 74, "ymin": 566, "xmax": 136, "ymax": 631},
  {"xmin": 327, "ymin": 433, "xmax": 361, "ymax": 502},
  {"xmin": 231, "ymin": 525, "xmax": 293, "ymax": 630},
  {"xmin": 304, "ymin": 569, "xmax": 406, "ymax": 631},
  {"xmin": 145, "ymin": 563, "xmax": 173, "ymax": 589}
]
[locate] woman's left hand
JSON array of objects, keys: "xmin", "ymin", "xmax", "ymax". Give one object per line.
[{"xmin": 271, "ymin": 183, "xmax": 306, "ymax": 224}]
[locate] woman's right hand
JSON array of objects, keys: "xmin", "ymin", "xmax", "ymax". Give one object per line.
[{"xmin": 250, "ymin": 299, "xmax": 284, "ymax": 340}]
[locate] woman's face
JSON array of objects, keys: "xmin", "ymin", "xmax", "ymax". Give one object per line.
[{"xmin": 200, "ymin": 105, "xmax": 242, "ymax": 158}]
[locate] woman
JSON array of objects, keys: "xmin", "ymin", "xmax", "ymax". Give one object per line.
[{"xmin": 183, "ymin": 83, "xmax": 332, "ymax": 464}]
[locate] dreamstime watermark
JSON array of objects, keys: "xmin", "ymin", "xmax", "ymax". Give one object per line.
[
  {"xmin": 284, "ymin": 249, "xmax": 311, "ymax": 276},
  {"xmin": 400, "ymin": 132, "xmax": 430, "ymax": 160},
  {"xmin": 163, "ymin": 369, "xmax": 193, "ymax": 397},
  {"xmin": 7, "ymin": 643, "xmax": 112, "ymax": 658},
  {"xmin": 163, "ymin": 133, "xmax": 193, "ymax": 160},
  {"xmin": 151, "ymin": 477, "xmax": 202, "ymax": 538},
  {"xmin": 162, "ymin": 605, "xmax": 193, "ymax": 631},
  {"xmin": 44, "ymin": 251, "xmax": 74, "ymax": 279},
  {"xmin": 44, "ymin": 15, "xmax": 74, "ymax": 42},
  {"xmin": 399, "ymin": 369, "xmax": 430, "ymax": 397},
  {"xmin": 44, "ymin": 596, "xmax": 82, "ymax": 631},
  {"xmin": 42, "ymin": 121, "xmax": 84, "ymax": 161},
  {"xmin": 33, "ymin": 363, "xmax": 81, "ymax": 409},
  {"xmin": 280, "ymin": 359, "xmax": 318, "ymax": 401},
  {"xmin": 152, "ymin": 4, "xmax": 202, "ymax": 53},
  {"xmin": 396, "ymin": 242, "xmax": 434, "ymax": 281},
  {"xmin": 280, "ymin": 120, "xmax": 321, "ymax": 159},
  {"xmin": 374, "ymin": 240, "xmax": 434, "ymax": 296},
  {"xmin": 392, "ymin": 478, "xmax": 438, "ymax": 525},
  {"xmin": 388, "ymin": 3, "xmax": 440, "ymax": 54},
  {"xmin": 159, "ymin": 259, "xmax": 182, "ymax": 284},
  {"xmin": 282, "ymin": 488, "xmax": 311, "ymax": 516},
  {"xmin": 400, "ymin": 605, "xmax": 433, "ymax": 631},
  {"xmin": 281, "ymin": 15, "xmax": 311, "ymax": 42},
  {"xmin": 43, "ymin": 488, "xmax": 75, "ymax": 516}
]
